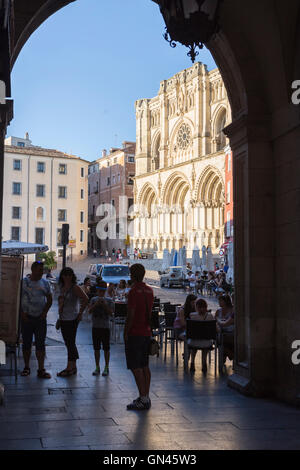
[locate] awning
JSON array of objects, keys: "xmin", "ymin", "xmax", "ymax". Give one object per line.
[
  {"xmin": 221, "ymin": 242, "xmax": 230, "ymax": 250},
  {"xmin": 1, "ymin": 241, "xmax": 49, "ymax": 255}
]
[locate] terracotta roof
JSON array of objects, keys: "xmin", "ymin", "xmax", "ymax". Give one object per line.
[{"xmin": 4, "ymin": 145, "xmax": 90, "ymax": 163}]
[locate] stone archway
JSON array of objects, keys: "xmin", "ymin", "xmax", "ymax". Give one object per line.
[{"xmin": 1, "ymin": 0, "xmax": 300, "ymax": 405}]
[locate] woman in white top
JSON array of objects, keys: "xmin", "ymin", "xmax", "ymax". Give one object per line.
[
  {"xmin": 57, "ymin": 268, "xmax": 89, "ymax": 377},
  {"xmin": 106, "ymin": 283, "xmax": 116, "ymax": 300},
  {"xmin": 188, "ymin": 298, "xmax": 214, "ymax": 373},
  {"xmin": 116, "ymin": 279, "xmax": 126, "ymax": 299}
]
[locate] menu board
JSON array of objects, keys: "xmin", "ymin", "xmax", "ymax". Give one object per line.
[{"xmin": 0, "ymin": 256, "xmax": 23, "ymax": 344}]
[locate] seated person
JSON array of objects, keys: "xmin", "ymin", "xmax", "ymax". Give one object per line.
[
  {"xmin": 215, "ymin": 273, "xmax": 226, "ymax": 294},
  {"xmin": 194, "ymin": 271, "xmax": 201, "ymax": 293},
  {"xmin": 116, "ymin": 279, "xmax": 127, "ymax": 298},
  {"xmin": 197, "ymin": 271, "xmax": 208, "ymax": 294},
  {"xmin": 173, "ymin": 294, "xmax": 197, "ymax": 339},
  {"xmin": 187, "ymin": 271, "xmax": 196, "ymax": 293},
  {"xmin": 207, "ymin": 271, "xmax": 217, "ymax": 293},
  {"xmin": 187, "ymin": 298, "xmax": 214, "ymax": 373},
  {"xmin": 215, "ymin": 295, "xmax": 234, "ymax": 363},
  {"xmin": 125, "ymin": 280, "xmax": 132, "ymax": 298},
  {"xmin": 45, "ymin": 269, "xmax": 55, "ymax": 279},
  {"xmin": 106, "ymin": 283, "xmax": 116, "ymax": 300}
]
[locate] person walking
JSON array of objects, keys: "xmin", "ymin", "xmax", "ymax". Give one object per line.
[
  {"xmin": 57, "ymin": 267, "xmax": 89, "ymax": 377},
  {"xmin": 81, "ymin": 277, "xmax": 92, "ymax": 320},
  {"xmin": 20, "ymin": 261, "xmax": 52, "ymax": 378},
  {"xmin": 124, "ymin": 263, "xmax": 154, "ymax": 410},
  {"xmin": 88, "ymin": 281, "xmax": 114, "ymax": 377}
]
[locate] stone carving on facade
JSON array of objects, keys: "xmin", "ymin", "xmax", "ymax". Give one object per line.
[
  {"xmin": 157, "ymin": 173, "xmax": 162, "ymax": 198},
  {"xmin": 133, "ymin": 63, "xmax": 229, "ymax": 256},
  {"xmin": 191, "ymin": 162, "xmax": 196, "ymax": 190},
  {"xmin": 177, "ymin": 123, "xmax": 191, "ymax": 150},
  {"xmin": 178, "ymin": 87, "xmax": 187, "ymax": 115}
]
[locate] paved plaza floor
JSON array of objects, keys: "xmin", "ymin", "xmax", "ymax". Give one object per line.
[
  {"xmin": 1, "ymin": 312, "xmax": 300, "ymax": 450},
  {"xmin": 1, "ymin": 259, "xmax": 300, "ymax": 450}
]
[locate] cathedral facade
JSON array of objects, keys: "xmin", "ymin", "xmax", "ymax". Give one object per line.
[{"xmin": 132, "ymin": 62, "xmax": 231, "ymax": 257}]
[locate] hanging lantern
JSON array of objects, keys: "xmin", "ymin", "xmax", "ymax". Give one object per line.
[{"xmin": 153, "ymin": 0, "xmax": 222, "ymax": 62}]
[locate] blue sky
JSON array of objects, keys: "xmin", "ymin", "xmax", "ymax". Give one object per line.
[{"xmin": 9, "ymin": 0, "xmax": 216, "ymax": 162}]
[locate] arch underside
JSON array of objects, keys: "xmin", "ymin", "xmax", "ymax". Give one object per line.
[{"xmin": 11, "ymin": 0, "xmax": 76, "ymax": 68}]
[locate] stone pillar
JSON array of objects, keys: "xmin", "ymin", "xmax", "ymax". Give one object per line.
[
  {"xmin": 225, "ymin": 114, "xmax": 276, "ymax": 398},
  {"xmin": 214, "ymin": 205, "xmax": 220, "ymax": 228},
  {"xmin": 199, "ymin": 204, "xmax": 205, "ymax": 229},
  {"xmin": 201, "ymin": 71, "xmax": 211, "ymax": 156},
  {"xmin": 159, "ymin": 89, "xmax": 168, "ymax": 169},
  {"xmin": 0, "ymin": 100, "xmax": 13, "ymax": 406},
  {"xmin": 135, "ymin": 99, "xmax": 151, "ymax": 175},
  {"xmin": 206, "ymin": 204, "xmax": 212, "ymax": 229},
  {"xmin": 193, "ymin": 63, "xmax": 203, "ymax": 157},
  {"xmin": 165, "ymin": 212, "xmax": 170, "ymax": 234}
]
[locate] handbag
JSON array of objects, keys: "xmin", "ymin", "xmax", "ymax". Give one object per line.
[
  {"xmin": 148, "ymin": 337, "xmax": 160, "ymax": 356},
  {"xmin": 143, "ymin": 289, "xmax": 160, "ymax": 357}
]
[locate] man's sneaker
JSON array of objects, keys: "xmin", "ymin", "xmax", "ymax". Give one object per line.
[
  {"xmin": 142, "ymin": 397, "xmax": 151, "ymax": 409},
  {"xmin": 102, "ymin": 366, "xmax": 109, "ymax": 377},
  {"xmin": 92, "ymin": 367, "xmax": 100, "ymax": 376},
  {"xmin": 127, "ymin": 397, "xmax": 151, "ymax": 410}
]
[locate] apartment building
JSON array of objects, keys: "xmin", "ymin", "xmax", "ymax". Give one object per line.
[
  {"xmin": 88, "ymin": 141, "xmax": 135, "ymax": 254},
  {"xmin": 3, "ymin": 134, "xmax": 89, "ymax": 263}
]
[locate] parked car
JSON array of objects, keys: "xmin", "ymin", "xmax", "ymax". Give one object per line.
[
  {"xmin": 159, "ymin": 266, "xmax": 186, "ymax": 288},
  {"xmin": 99, "ymin": 264, "xmax": 131, "ymax": 285},
  {"xmin": 140, "ymin": 252, "xmax": 154, "ymax": 259},
  {"xmin": 86, "ymin": 263, "xmax": 103, "ymax": 284}
]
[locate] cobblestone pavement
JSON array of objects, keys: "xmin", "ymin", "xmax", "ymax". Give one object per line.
[{"xmin": 2, "ymin": 258, "xmax": 299, "ymax": 450}]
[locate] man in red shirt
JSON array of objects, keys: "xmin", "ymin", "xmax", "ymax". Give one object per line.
[{"xmin": 124, "ymin": 263, "xmax": 154, "ymax": 410}]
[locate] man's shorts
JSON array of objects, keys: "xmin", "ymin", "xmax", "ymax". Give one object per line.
[
  {"xmin": 21, "ymin": 315, "xmax": 47, "ymax": 352},
  {"xmin": 125, "ymin": 336, "xmax": 151, "ymax": 370},
  {"xmin": 92, "ymin": 328, "xmax": 110, "ymax": 351}
]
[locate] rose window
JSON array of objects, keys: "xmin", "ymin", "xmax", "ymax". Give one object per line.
[{"xmin": 177, "ymin": 124, "xmax": 191, "ymax": 150}]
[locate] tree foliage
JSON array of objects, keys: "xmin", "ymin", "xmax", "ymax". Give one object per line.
[{"xmin": 37, "ymin": 251, "xmax": 57, "ymax": 271}]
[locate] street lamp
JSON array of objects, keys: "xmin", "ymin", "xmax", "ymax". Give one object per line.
[{"xmin": 153, "ymin": 0, "xmax": 222, "ymax": 62}]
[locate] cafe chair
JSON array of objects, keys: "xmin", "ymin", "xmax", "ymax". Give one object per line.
[
  {"xmin": 184, "ymin": 320, "xmax": 218, "ymax": 375},
  {"xmin": 113, "ymin": 302, "xmax": 127, "ymax": 343},
  {"xmin": 162, "ymin": 311, "xmax": 179, "ymax": 363}
]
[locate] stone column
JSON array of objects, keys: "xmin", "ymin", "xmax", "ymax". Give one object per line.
[
  {"xmin": 0, "ymin": 100, "xmax": 13, "ymax": 406},
  {"xmin": 165, "ymin": 211, "xmax": 170, "ymax": 234},
  {"xmin": 159, "ymin": 89, "xmax": 168, "ymax": 169},
  {"xmin": 225, "ymin": 114, "xmax": 276, "ymax": 398},
  {"xmin": 199, "ymin": 203, "xmax": 205, "ymax": 230},
  {"xmin": 206, "ymin": 203, "xmax": 212, "ymax": 230}
]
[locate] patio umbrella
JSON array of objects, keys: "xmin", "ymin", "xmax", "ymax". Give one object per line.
[
  {"xmin": 178, "ymin": 248, "xmax": 183, "ymax": 267},
  {"xmin": 191, "ymin": 246, "xmax": 201, "ymax": 273},
  {"xmin": 161, "ymin": 249, "xmax": 170, "ymax": 272},
  {"xmin": 1, "ymin": 240, "xmax": 49, "ymax": 255},
  {"xmin": 170, "ymin": 248, "xmax": 175, "ymax": 266},
  {"xmin": 173, "ymin": 250, "xmax": 178, "ymax": 266},
  {"xmin": 201, "ymin": 245, "xmax": 207, "ymax": 271},
  {"xmin": 182, "ymin": 246, "xmax": 187, "ymax": 270},
  {"xmin": 226, "ymin": 241, "xmax": 234, "ymax": 283},
  {"xmin": 206, "ymin": 247, "xmax": 214, "ymax": 271}
]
